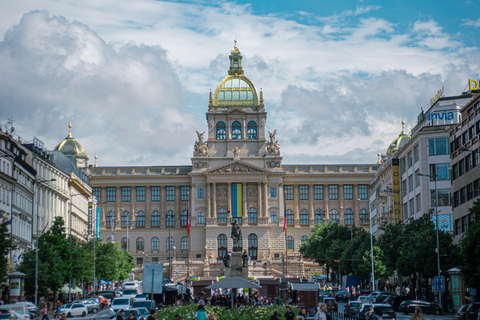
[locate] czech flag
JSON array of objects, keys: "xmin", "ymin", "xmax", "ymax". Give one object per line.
[
  {"xmin": 187, "ymin": 210, "xmax": 190, "ymax": 234},
  {"xmin": 283, "ymin": 201, "xmax": 287, "ymax": 232}
]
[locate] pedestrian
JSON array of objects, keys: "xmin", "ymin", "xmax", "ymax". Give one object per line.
[
  {"xmin": 195, "ymin": 304, "xmax": 207, "ymax": 320},
  {"xmin": 285, "ymin": 306, "xmax": 295, "ymax": 320},
  {"xmin": 42, "ymin": 304, "xmax": 49, "ymax": 320},
  {"xmin": 371, "ymin": 308, "xmax": 383, "ymax": 320},
  {"xmin": 207, "ymin": 312, "xmax": 216, "ymax": 320},
  {"xmin": 55, "ymin": 302, "xmax": 61, "ymax": 320},
  {"xmin": 270, "ymin": 311, "xmax": 281, "ymax": 320},
  {"xmin": 308, "ymin": 305, "xmax": 316, "ymax": 317},
  {"xmin": 314, "ymin": 303, "xmax": 327, "ymax": 320},
  {"xmin": 116, "ymin": 310, "xmax": 125, "ymax": 320},
  {"xmin": 127, "ymin": 311, "xmax": 137, "ymax": 320},
  {"xmin": 297, "ymin": 308, "xmax": 307, "ymax": 320},
  {"xmin": 411, "ymin": 307, "xmax": 424, "ymax": 320},
  {"xmin": 147, "ymin": 310, "xmax": 155, "ymax": 320}
]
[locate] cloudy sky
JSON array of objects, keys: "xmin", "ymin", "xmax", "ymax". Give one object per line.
[{"xmin": 1, "ymin": 0, "xmax": 480, "ymax": 167}]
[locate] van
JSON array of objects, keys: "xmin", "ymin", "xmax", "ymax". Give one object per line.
[
  {"xmin": 122, "ymin": 281, "xmax": 140, "ymax": 291},
  {"xmin": 110, "ymin": 298, "xmax": 131, "ymax": 313},
  {"xmin": 1, "ymin": 303, "xmax": 33, "ymax": 318}
]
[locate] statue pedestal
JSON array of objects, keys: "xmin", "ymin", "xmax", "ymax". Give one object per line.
[{"xmin": 225, "ymin": 251, "xmax": 248, "ymax": 278}]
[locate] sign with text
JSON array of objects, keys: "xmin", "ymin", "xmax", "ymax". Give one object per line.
[
  {"xmin": 88, "ymin": 202, "xmax": 93, "ymax": 235},
  {"xmin": 392, "ymin": 158, "xmax": 401, "ymax": 223},
  {"xmin": 96, "ymin": 207, "xmax": 101, "ymax": 239},
  {"xmin": 432, "ymin": 214, "xmax": 453, "ymax": 232}
]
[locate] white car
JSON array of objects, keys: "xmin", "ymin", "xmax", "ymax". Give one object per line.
[
  {"xmin": 110, "ymin": 297, "xmax": 132, "ymax": 313},
  {"xmin": 59, "ymin": 303, "xmax": 88, "ymax": 317},
  {"xmin": 134, "ymin": 294, "xmax": 148, "ymax": 302}
]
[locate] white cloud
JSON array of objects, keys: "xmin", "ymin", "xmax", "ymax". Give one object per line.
[{"xmin": 461, "ymin": 18, "xmax": 480, "ymax": 28}]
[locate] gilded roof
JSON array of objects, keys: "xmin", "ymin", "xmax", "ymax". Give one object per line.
[
  {"xmin": 54, "ymin": 122, "xmax": 88, "ymax": 158},
  {"xmin": 387, "ymin": 120, "xmax": 411, "ymax": 153}
]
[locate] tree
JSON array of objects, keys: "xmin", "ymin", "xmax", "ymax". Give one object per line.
[
  {"xmin": 0, "ymin": 220, "xmax": 15, "ymax": 282},
  {"xmin": 460, "ymin": 199, "xmax": 480, "ymax": 290}
]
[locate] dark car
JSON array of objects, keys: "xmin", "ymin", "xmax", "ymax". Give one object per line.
[
  {"xmin": 399, "ymin": 300, "xmax": 440, "ymax": 315},
  {"xmin": 322, "ymin": 297, "xmax": 338, "ymax": 311},
  {"xmin": 389, "ymin": 296, "xmax": 411, "ymax": 312},
  {"xmin": 458, "ymin": 304, "xmax": 471, "ymax": 320},
  {"xmin": 466, "ymin": 303, "xmax": 480, "ymax": 320},
  {"xmin": 357, "ymin": 303, "xmax": 372, "ymax": 320},
  {"xmin": 345, "ymin": 301, "xmax": 362, "ymax": 316},
  {"xmin": 323, "ymin": 290, "xmax": 336, "ymax": 297},
  {"xmin": 372, "ymin": 304, "xmax": 396, "ymax": 320},
  {"xmin": 336, "ymin": 291, "xmax": 349, "ymax": 302}
]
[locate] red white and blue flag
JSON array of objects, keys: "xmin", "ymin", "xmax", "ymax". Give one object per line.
[
  {"xmin": 283, "ymin": 201, "xmax": 287, "ymax": 232},
  {"xmin": 187, "ymin": 202, "xmax": 190, "ymax": 234}
]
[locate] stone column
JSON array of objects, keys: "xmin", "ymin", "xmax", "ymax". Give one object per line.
[
  {"xmin": 263, "ymin": 182, "xmax": 268, "ymax": 218},
  {"xmin": 242, "ymin": 183, "xmax": 247, "ymax": 222},
  {"xmin": 309, "ymin": 184, "xmax": 314, "ymax": 223},
  {"xmin": 227, "ymin": 183, "xmax": 232, "ymax": 220},
  {"xmin": 160, "ymin": 186, "xmax": 166, "ymax": 223},
  {"xmin": 293, "ymin": 185, "xmax": 299, "ymax": 221},
  {"xmin": 213, "ymin": 183, "xmax": 217, "ymax": 219},
  {"xmin": 175, "ymin": 186, "xmax": 181, "ymax": 227},
  {"xmin": 257, "ymin": 182, "xmax": 262, "ymax": 218},
  {"xmin": 354, "ymin": 184, "xmax": 359, "ymax": 225},
  {"xmin": 206, "ymin": 183, "xmax": 211, "ymax": 218},
  {"xmin": 339, "ymin": 185, "xmax": 344, "ymax": 225}
]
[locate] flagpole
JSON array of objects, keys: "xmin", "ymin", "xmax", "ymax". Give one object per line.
[
  {"xmin": 284, "ymin": 195, "xmax": 288, "ymax": 276},
  {"xmin": 187, "ymin": 191, "xmax": 190, "ymax": 284}
]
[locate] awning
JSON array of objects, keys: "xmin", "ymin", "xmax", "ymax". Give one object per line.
[
  {"xmin": 205, "ymin": 277, "xmax": 262, "ymax": 289},
  {"xmin": 289, "ymin": 283, "xmax": 321, "ymax": 291},
  {"xmin": 59, "ymin": 284, "xmax": 83, "ymax": 294}
]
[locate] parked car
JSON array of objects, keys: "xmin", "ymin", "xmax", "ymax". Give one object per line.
[
  {"xmin": 131, "ymin": 301, "xmax": 155, "ymax": 311},
  {"xmin": 0, "ymin": 303, "xmax": 37, "ymax": 319},
  {"xmin": 458, "ymin": 304, "xmax": 470, "ymax": 320},
  {"xmin": 110, "ymin": 298, "xmax": 132, "ymax": 313},
  {"xmin": 359, "ymin": 296, "xmax": 373, "ymax": 303},
  {"xmin": 0, "ymin": 310, "xmax": 29, "ymax": 320},
  {"xmin": 466, "ymin": 303, "xmax": 480, "ymax": 320},
  {"xmin": 133, "ymin": 294, "xmax": 148, "ymax": 302},
  {"xmin": 371, "ymin": 304, "xmax": 396, "ymax": 320},
  {"xmin": 357, "ymin": 303, "xmax": 372, "ymax": 320},
  {"xmin": 344, "ymin": 301, "xmax": 362, "ymax": 316},
  {"xmin": 322, "ymin": 297, "xmax": 338, "ymax": 312},
  {"xmin": 59, "ymin": 303, "xmax": 88, "ymax": 318},
  {"xmin": 91, "ymin": 295, "xmax": 109, "ymax": 308},
  {"xmin": 398, "ymin": 300, "xmax": 440, "ymax": 315},
  {"xmin": 388, "ymin": 296, "xmax": 411, "ymax": 312},
  {"xmin": 336, "ymin": 291, "xmax": 349, "ymax": 302},
  {"xmin": 77, "ymin": 300, "xmax": 100, "ymax": 314},
  {"xmin": 323, "ymin": 290, "xmax": 336, "ymax": 298}
]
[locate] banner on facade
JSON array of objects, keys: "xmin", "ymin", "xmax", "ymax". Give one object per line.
[
  {"xmin": 96, "ymin": 207, "xmax": 101, "ymax": 239},
  {"xmin": 392, "ymin": 158, "xmax": 401, "ymax": 223},
  {"xmin": 232, "ymin": 183, "xmax": 243, "ymax": 219},
  {"xmin": 88, "ymin": 202, "xmax": 93, "ymax": 235},
  {"xmin": 432, "ymin": 214, "xmax": 453, "ymax": 232}
]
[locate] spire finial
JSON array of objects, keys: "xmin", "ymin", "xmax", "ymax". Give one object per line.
[
  {"xmin": 234, "ymin": 37, "xmax": 237, "ymax": 48},
  {"xmin": 68, "ymin": 121, "xmax": 72, "ymax": 138},
  {"xmin": 401, "ymin": 117, "xmax": 405, "ymax": 134},
  {"xmin": 377, "ymin": 147, "xmax": 381, "ymax": 165},
  {"xmin": 94, "ymin": 151, "xmax": 98, "ymax": 167},
  {"xmin": 209, "ymin": 88, "xmax": 213, "ymax": 104},
  {"xmin": 260, "ymin": 88, "xmax": 263, "ymax": 104}
]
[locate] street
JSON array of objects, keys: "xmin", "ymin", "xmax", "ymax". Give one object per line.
[{"xmin": 63, "ymin": 308, "xmax": 110, "ymax": 320}]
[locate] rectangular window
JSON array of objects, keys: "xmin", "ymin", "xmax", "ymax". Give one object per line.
[
  {"xmin": 181, "ymin": 186, "xmax": 190, "ymax": 201},
  {"xmin": 408, "ymin": 176, "xmax": 413, "ymax": 192},
  {"xmin": 413, "ymin": 144, "xmax": 419, "ymax": 163},
  {"xmin": 270, "ymin": 187, "xmax": 277, "ymax": 198},
  {"xmin": 455, "ymin": 219, "xmax": 460, "ymax": 236},
  {"xmin": 344, "ymin": 185, "xmax": 353, "ymax": 200},
  {"xmin": 152, "ymin": 257, "xmax": 159, "ymax": 263},
  {"xmin": 107, "ymin": 187, "xmax": 116, "ymax": 202},
  {"xmin": 136, "ymin": 258, "xmax": 143, "ymax": 265},
  {"xmin": 198, "ymin": 188, "xmax": 204, "ymax": 198},
  {"xmin": 314, "ymin": 185, "xmax": 323, "ymax": 200},
  {"xmin": 121, "ymin": 187, "xmax": 131, "ymax": 202},
  {"xmin": 429, "ymin": 138, "xmax": 449, "ymax": 156},
  {"xmin": 415, "ymin": 194, "xmax": 421, "ymax": 212},
  {"xmin": 452, "ymin": 164, "xmax": 458, "ymax": 180},
  {"xmin": 475, "ymin": 179, "xmax": 480, "ymax": 198},
  {"xmin": 466, "ymin": 154, "xmax": 472, "ymax": 172},
  {"xmin": 270, "ymin": 211, "xmax": 277, "ymax": 223},
  {"xmin": 136, "ymin": 187, "xmax": 145, "ymax": 202},
  {"xmin": 430, "ymin": 188, "xmax": 451, "ymax": 207},
  {"xmin": 401, "ymin": 180, "xmax": 407, "ymax": 196},
  {"xmin": 409, "ymin": 199, "xmax": 414, "ymax": 216},
  {"xmin": 469, "ymin": 126, "xmax": 475, "ymax": 140},
  {"xmin": 329, "ymin": 185, "xmax": 338, "ymax": 200},
  {"xmin": 284, "ymin": 186, "xmax": 293, "ymax": 200},
  {"xmin": 459, "ymin": 159, "xmax": 465, "ymax": 176},
  {"xmin": 467, "ymin": 183, "xmax": 474, "ymax": 201},
  {"xmin": 463, "ymin": 131, "xmax": 469, "ymax": 145},
  {"xmin": 151, "ymin": 187, "xmax": 161, "ymax": 201},
  {"xmin": 197, "ymin": 212, "xmax": 204, "ymax": 224},
  {"xmin": 415, "ymin": 170, "xmax": 420, "ymax": 187},
  {"xmin": 453, "ymin": 191, "xmax": 460, "ymax": 208},
  {"xmin": 429, "ymin": 163, "xmax": 451, "ymax": 181},
  {"xmin": 299, "ymin": 185, "xmax": 308, "ymax": 200},
  {"xmin": 462, "ymin": 216, "xmax": 467, "ymax": 233},
  {"xmin": 92, "ymin": 187, "xmax": 101, "ymax": 202},
  {"xmin": 473, "ymin": 148, "xmax": 479, "ymax": 167},
  {"xmin": 400, "ymin": 158, "xmax": 406, "ymax": 174},
  {"xmin": 358, "ymin": 185, "xmax": 368, "ymax": 200},
  {"xmin": 407, "ymin": 151, "xmax": 413, "ymax": 168},
  {"xmin": 166, "ymin": 186, "xmax": 175, "ymax": 201}
]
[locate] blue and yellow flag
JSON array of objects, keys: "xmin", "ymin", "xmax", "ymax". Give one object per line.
[{"xmin": 231, "ymin": 183, "xmax": 243, "ymax": 218}]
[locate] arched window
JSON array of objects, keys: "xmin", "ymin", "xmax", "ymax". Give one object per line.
[
  {"xmin": 218, "ymin": 234, "xmax": 227, "ymax": 258},
  {"xmin": 345, "ymin": 209, "xmax": 354, "ymax": 224},
  {"xmin": 286, "ymin": 209, "xmax": 294, "ymax": 225},
  {"xmin": 248, "ymin": 208, "xmax": 257, "ymax": 223},
  {"xmin": 166, "ymin": 211, "xmax": 175, "ymax": 226},
  {"xmin": 151, "ymin": 237, "xmax": 159, "ymax": 251},
  {"xmin": 166, "ymin": 237, "xmax": 174, "ymax": 251},
  {"xmin": 248, "ymin": 234, "xmax": 258, "ymax": 260},
  {"xmin": 180, "ymin": 210, "xmax": 188, "ymax": 226},
  {"xmin": 181, "ymin": 237, "xmax": 188, "ymax": 250},
  {"xmin": 106, "ymin": 211, "xmax": 115, "ymax": 226},
  {"xmin": 286, "ymin": 236, "xmax": 294, "ymax": 249},
  {"xmin": 301, "ymin": 236, "xmax": 308, "ymax": 244},
  {"xmin": 329, "ymin": 209, "xmax": 339, "ymax": 223},
  {"xmin": 218, "ymin": 208, "xmax": 227, "ymax": 223},
  {"xmin": 121, "ymin": 237, "xmax": 128, "ymax": 251},
  {"xmin": 121, "ymin": 211, "xmax": 130, "ymax": 226},
  {"xmin": 216, "ymin": 121, "xmax": 226, "ymax": 140},
  {"xmin": 232, "ymin": 121, "xmax": 241, "ymax": 139},
  {"xmin": 300, "ymin": 209, "xmax": 309, "ymax": 224},
  {"xmin": 151, "ymin": 211, "xmax": 161, "ymax": 226},
  {"xmin": 136, "ymin": 237, "xmax": 144, "ymax": 251},
  {"xmin": 314, "ymin": 210, "xmax": 324, "ymax": 224},
  {"xmin": 360, "ymin": 209, "xmax": 369, "ymax": 224},
  {"xmin": 247, "ymin": 121, "xmax": 257, "ymax": 139},
  {"xmin": 136, "ymin": 211, "xmax": 145, "ymax": 226}
]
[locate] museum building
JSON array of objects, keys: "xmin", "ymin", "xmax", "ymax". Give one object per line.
[{"xmin": 87, "ymin": 44, "xmax": 378, "ymax": 278}]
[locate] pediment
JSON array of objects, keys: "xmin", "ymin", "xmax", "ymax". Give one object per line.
[
  {"xmin": 206, "ymin": 161, "xmax": 267, "ymax": 174},
  {"xmin": 226, "ymin": 107, "xmax": 248, "ymax": 114}
]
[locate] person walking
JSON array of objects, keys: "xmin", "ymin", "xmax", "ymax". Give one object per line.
[
  {"xmin": 195, "ymin": 305, "xmax": 207, "ymax": 320},
  {"xmin": 126, "ymin": 311, "xmax": 137, "ymax": 320},
  {"xmin": 270, "ymin": 311, "xmax": 281, "ymax": 320},
  {"xmin": 42, "ymin": 304, "xmax": 49, "ymax": 320},
  {"xmin": 147, "ymin": 309, "xmax": 155, "ymax": 320},
  {"xmin": 411, "ymin": 307, "xmax": 424, "ymax": 320},
  {"xmin": 314, "ymin": 303, "xmax": 327, "ymax": 320},
  {"xmin": 55, "ymin": 302, "xmax": 61, "ymax": 320},
  {"xmin": 116, "ymin": 310, "xmax": 125, "ymax": 320},
  {"xmin": 285, "ymin": 306, "xmax": 295, "ymax": 320}
]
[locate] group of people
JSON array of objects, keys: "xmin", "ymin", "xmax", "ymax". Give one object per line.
[
  {"xmin": 192, "ymin": 293, "xmax": 280, "ymax": 308},
  {"xmin": 116, "ymin": 309, "xmax": 157, "ymax": 320}
]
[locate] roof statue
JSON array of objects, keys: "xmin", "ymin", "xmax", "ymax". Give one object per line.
[
  {"xmin": 266, "ymin": 130, "xmax": 280, "ymax": 154},
  {"xmin": 194, "ymin": 130, "xmax": 208, "ymax": 156}
]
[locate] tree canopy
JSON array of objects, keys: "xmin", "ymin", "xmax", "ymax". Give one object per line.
[
  {"xmin": 0, "ymin": 220, "xmax": 15, "ymax": 283},
  {"xmin": 460, "ymin": 199, "xmax": 480, "ymax": 289}
]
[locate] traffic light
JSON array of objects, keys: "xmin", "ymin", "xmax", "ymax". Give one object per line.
[{"xmin": 185, "ymin": 277, "xmax": 189, "ymax": 284}]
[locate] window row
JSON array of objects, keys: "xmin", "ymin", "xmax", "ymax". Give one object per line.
[
  {"xmin": 96, "ymin": 186, "xmax": 192, "ymax": 202},
  {"xmin": 284, "ymin": 185, "xmax": 368, "ymax": 200},
  {"xmin": 216, "ymin": 121, "xmax": 257, "ymax": 140},
  {"xmin": 121, "ymin": 236, "xmax": 189, "ymax": 251},
  {"xmin": 453, "ymin": 179, "xmax": 480, "ymax": 208},
  {"xmin": 283, "ymin": 209, "xmax": 369, "ymax": 224},
  {"xmin": 454, "ymin": 212, "xmax": 476, "ymax": 236},
  {"xmin": 450, "ymin": 120, "xmax": 480, "ymax": 154},
  {"xmin": 106, "ymin": 210, "xmax": 194, "ymax": 227},
  {"xmin": 452, "ymin": 147, "xmax": 480, "ymax": 181}
]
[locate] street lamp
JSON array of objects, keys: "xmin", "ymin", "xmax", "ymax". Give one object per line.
[
  {"xmin": 358, "ymin": 199, "xmax": 374, "ymax": 291},
  {"xmin": 166, "ymin": 211, "xmax": 174, "ymax": 281},
  {"xmin": 417, "ymin": 172, "xmax": 442, "ymax": 310},
  {"xmin": 35, "ymin": 178, "xmax": 56, "ymax": 307}
]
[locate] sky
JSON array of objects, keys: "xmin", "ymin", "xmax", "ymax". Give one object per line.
[{"xmin": 1, "ymin": 0, "xmax": 480, "ymax": 167}]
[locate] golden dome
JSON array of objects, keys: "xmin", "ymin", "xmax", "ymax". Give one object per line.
[
  {"xmin": 387, "ymin": 119, "xmax": 410, "ymax": 153},
  {"xmin": 54, "ymin": 122, "xmax": 88, "ymax": 158}
]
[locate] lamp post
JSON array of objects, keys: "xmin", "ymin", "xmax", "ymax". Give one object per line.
[
  {"xmin": 166, "ymin": 211, "xmax": 174, "ymax": 281},
  {"xmin": 34, "ymin": 178, "xmax": 56, "ymax": 307},
  {"xmin": 358, "ymin": 199, "xmax": 374, "ymax": 291},
  {"xmin": 417, "ymin": 172, "xmax": 441, "ymax": 311}
]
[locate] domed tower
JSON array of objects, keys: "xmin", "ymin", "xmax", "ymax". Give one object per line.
[
  {"xmin": 387, "ymin": 119, "xmax": 411, "ymax": 154},
  {"xmin": 54, "ymin": 122, "xmax": 89, "ymax": 168}
]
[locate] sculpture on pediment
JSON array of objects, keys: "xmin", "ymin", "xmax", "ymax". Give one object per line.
[
  {"xmin": 213, "ymin": 163, "xmax": 262, "ymax": 174},
  {"xmin": 194, "ymin": 130, "xmax": 208, "ymax": 155},
  {"xmin": 247, "ymin": 187, "xmax": 258, "ymax": 196},
  {"xmin": 232, "ymin": 147, "xmax": 239, "ymax": 159},
  {"xmin": 267, "ymin": 130, "xmax": 280, "ymax": 154},
  {"xmin": 231, "ymin": 219, "xmax": 242, "ymax": 249}
]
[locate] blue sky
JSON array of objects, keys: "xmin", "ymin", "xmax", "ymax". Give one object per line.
[{"xmin": 0, "ymin": 0, "xmax": 479, "ymax": 166}]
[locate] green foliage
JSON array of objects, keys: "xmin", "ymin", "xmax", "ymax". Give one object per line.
[
  {"xmin": 460, "ymin": 199, "xmax": 480, "ymax": 289},
  {"xmin": 95, "ymin": 241, "xmax": 135, "ymax": 281},
  {"xmin": 0, "ymin": 220, "xmax": 15, "ymax": 283},
  {"xmin": 155, "ymin": 304, "xmax": 295, "ymax": 320}
]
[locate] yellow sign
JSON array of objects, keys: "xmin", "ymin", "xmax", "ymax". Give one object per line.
[
  {"xmin": 392, "ymin": 158, "xmax": 401, "ymax": 223},
  {"xmin": 469, "ymin": 79, "xmax": 480, "ymax": 90},
  {"xmin": 430, "ymin": 87, "xmax": 444, "ymax": 106}
]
